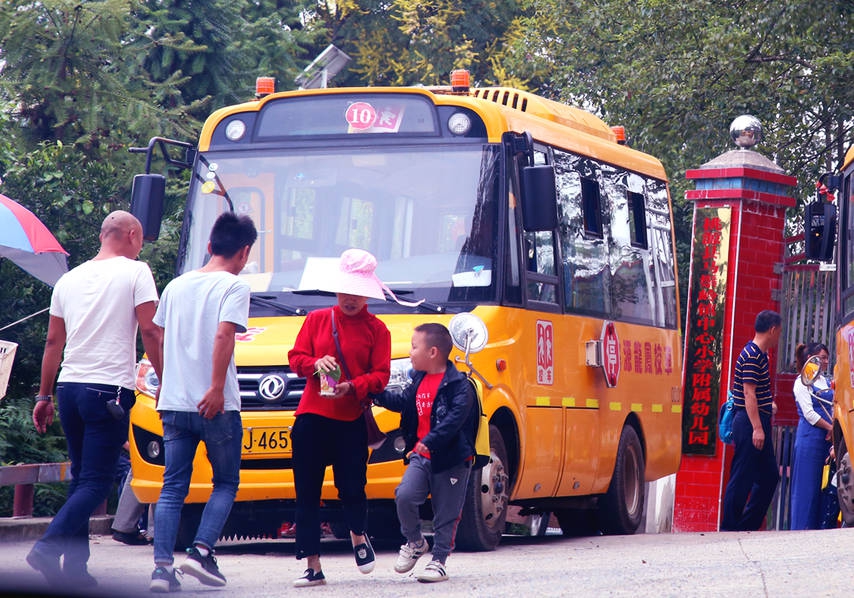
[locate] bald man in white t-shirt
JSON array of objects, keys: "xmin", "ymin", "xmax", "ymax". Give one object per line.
[{"xmin": 27, "ymin": 210, "xmax": 162, "ymax": 589}]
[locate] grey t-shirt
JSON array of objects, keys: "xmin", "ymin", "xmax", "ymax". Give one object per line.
[{"xmin": 154, "ymin": 269, "xmax": 249, "ymax": 412}]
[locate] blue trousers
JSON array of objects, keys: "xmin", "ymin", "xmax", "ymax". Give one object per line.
[
  {"xmin": 31, "ymin": 383, "xmax": 135, "ymax": 573},
  {"xmin": 721, "ymin": 409, "xmax": 780, "ymax": 531},
  {"xmin": 790, "ymin": 420, "xmax": 831, "ymax": 530},
  {"xmin": 153, "ymin": 410, "xmax": 242, "ymax": 565}
]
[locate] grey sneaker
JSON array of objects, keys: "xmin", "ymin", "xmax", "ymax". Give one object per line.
[
  {"xmin": 394, "ymin": 538, "xmax": 427, "ymax": 573},
  {"xmin": 417, "ymin": 560, "xmax": 448, "ymax": 583},
  {"xmin": 149, "ymin": 567, "xmax": 181, "ymax": 593},
  {"xmin": 179, "ymin": 546, "xmax": 226, "ymax": 587}
]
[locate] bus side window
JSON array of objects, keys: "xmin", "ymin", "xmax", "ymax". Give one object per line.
[
  {"xmin": 645, "ymin": 179, "xmax": 678, "ymax": 328},
  {"xmin": 602, "ymin": 166, "xmax": 654, "ymax": 325},
  {"xmin": 554, "ymin": 149, "xmax": 610, "ymax": 317},
  {"xmin": 524, "ymin": 147, "xmax": 558, "ymax": 305}
]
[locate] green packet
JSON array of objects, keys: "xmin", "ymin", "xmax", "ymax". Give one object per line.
[{"xmin": 317, "ymin": 365, "xmax": 342, "ymax": 396}]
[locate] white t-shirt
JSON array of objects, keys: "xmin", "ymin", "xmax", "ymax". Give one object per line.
[
  {"xmin": 154, "ymin": 270, "xmax": 250, "ymax": 412},
  {"xmin": 51, "ymin": 257, "xmax": 159, "ymax": 389}
]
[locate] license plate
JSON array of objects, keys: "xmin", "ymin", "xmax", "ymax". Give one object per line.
[{"xmin": 242, "ymin": 427, "xmax": 291, "ymax": 455}]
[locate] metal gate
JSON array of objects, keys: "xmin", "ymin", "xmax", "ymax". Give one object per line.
[{"xmin": 768, "ymin": 235, "xmax": 836, "ymax": 530}]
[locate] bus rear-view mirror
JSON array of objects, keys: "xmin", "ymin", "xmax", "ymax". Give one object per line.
[
  {"xmin": 520, "ymin": 164, "xmax": 557, "ymax": 231},
  {"xmin": 131, "ymin": 174, "xmax": 166, "ymax": 241}
]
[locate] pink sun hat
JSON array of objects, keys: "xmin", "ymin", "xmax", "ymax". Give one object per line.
[
  {"xmin": 303, "ymin": 249, "xmax": 422, "ymax": 307},
  {"xmin": 323, "ymin": 249, "xmax": 385, "ymax": 299}
]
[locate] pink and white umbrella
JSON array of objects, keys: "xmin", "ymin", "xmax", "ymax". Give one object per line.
[{"xmin": 0, "ymin": 193, "xmax": 69, "ymax": 286}]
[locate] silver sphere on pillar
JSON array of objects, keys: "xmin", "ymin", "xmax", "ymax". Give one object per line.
[{"xmin": 729, "ymin": 115, "xmax": 763, "ymax": 149}]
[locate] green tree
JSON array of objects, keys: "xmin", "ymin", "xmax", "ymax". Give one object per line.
[
  {"xmin": 507, "ymin": 0, "xmax": 853, "ymax": 314},
  {"xmin": 301, "ymin": 1, "xmax": 524, "ymax": 87}
]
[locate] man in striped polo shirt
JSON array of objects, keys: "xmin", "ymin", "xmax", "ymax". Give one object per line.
[{"xmin": 721, "ymin": 310, "xmax": 783, "ymax": 531}]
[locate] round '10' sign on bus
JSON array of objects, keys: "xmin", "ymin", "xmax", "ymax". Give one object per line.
[
  {"xmin": 601, "ymin": 321, "xmax": 620, "ymax": 388},
  {"xmin": 345, "ymin": 102, "xmax": 377, "ymax": 130}
]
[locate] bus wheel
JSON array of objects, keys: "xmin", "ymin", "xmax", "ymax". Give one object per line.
[
  {"xmin": 837, "ymin": 443, "xmax": 854, "ymax": 526},
  {"xmin": 598, "ymin": 425, "xmax": 645, "ymax": 535},
  {"xmin": 455, "ymin": 424, "xmax": 509, "ymax": 551}
]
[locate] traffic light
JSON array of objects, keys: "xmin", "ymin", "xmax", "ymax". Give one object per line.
[{"xmin": 804, "ymin": 200, "xmax": 837, "ymax": 262}]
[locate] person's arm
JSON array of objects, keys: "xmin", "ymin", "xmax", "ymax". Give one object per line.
[
  {"xmin": 197, "ymin": 321, "xmax": 237, "ymax": 419},
  {"xmin": 136, "ymin": 300, "xmax": 162, "ymax": 380},
  {"xmin": 348, "ymin": 325, "xmax": 391, "ymax": 400},
  {"xmin": 287, "ymin": 312, "xmax": 325, "ymax": 378},
  {"xmin": 33, "ymin": 315, "xmax": 66, "ymax": 434},
  {"xmin": 743, "ymin": 381, "xmax": 765, "ymax": 450},
  {"xmin": 793, "ymin": 380, "xmax": 832, "ymax": 432}
]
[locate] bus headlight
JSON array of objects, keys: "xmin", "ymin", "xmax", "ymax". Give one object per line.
[
  {"xmin": 386, "ymin": 358, "xmax": 413, "ymax": 392},
  {"xmin": 135, "ymin": 358, "xmax": 160, "ymax": 396}
]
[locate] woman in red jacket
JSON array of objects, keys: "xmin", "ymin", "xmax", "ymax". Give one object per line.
[{"xmin": 288, "ymin": 249, "xmax": 391, "ymax": 587}]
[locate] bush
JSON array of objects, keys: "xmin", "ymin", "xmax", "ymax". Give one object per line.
[{"xmin": 0, "ymin": 396, "xmax": 68, "ymax": 517}]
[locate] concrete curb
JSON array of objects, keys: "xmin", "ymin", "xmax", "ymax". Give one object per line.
[{"xmin": 0, "ymin": 515, "xmax": 113, "ymax": 542}]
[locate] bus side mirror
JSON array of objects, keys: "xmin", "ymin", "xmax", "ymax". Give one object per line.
[
  {"xmin": 130, "ymin": 174, "xmax": 166, "ymax": 241},
  {"xmin": 520, "ymin": 164, "xmax": 557, "ymax": 231},
  {"xmin": 804, "ymin": 201, "xmax": 836, "ymax": 262}
]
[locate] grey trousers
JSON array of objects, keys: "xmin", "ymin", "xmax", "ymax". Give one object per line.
[
  {"xmin": 395, "ymin": 454, "xmax": 471, "ymax": 563},
  {"xmin": 112, "ymin": 471, "xmax": 154, "ymax": 538}
]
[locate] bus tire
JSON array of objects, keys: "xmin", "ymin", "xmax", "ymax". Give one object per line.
[
  {"xmin": 455, "ymin": 425, "xmax": 509, "ymax": 551},
  {"xmin": 836, "ymin": 441, "xmax": 854, "ymax": 526},
  {"xmin": 598, "ymin": 425, "xmax": 645, "ymax": 535}
]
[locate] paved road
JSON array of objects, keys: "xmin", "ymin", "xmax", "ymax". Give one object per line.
[{"xmin": 1, "ymin": 527, "xmax": 852, "ymax": 597}]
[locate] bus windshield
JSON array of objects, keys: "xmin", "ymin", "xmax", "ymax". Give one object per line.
[{"xmin": 179, "ymin": 143, "xmax": 501, "ymax": 311}]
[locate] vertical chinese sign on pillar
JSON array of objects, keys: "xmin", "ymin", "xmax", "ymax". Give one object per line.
[{"xmin": 682, "ymin": 207, "xmax": 731, "ymax": 455}]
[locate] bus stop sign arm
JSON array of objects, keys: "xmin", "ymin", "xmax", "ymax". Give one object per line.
[
  {"xmin": 129, "ymin": 137, "xmax": 196, "ymax": 174},
  {"xmin": 128, "ymin": 137, "xmax": 196, "ymax": 241}
]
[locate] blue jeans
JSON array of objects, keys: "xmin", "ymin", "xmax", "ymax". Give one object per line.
[
  {"xmin": 153, "ymin": 410, "xmax": 242, "ymax": 565},
  {"xmin": 32, "ymin": 383, "xmax": 135, "ymax": 572}
]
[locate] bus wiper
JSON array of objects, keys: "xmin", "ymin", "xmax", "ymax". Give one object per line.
[
  {"xmin": 386, "ymin": 289, "xmax": 445, "ymax": 313},
  {"xmin": 250, "ymin": 294, "xmax": 306, "ymax": 316}
]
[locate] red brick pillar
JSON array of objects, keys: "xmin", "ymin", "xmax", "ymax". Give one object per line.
[{"xmin": 673, "ymin": 120, "xmax": 796, "ymax": 532}]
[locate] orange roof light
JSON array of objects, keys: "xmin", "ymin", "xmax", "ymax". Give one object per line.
[
  {"xmin": 256, "ymin": 77, "xmax": 276, "ymax": 98},
  {"xmin": 450, "ymin": 69, "xmax": 470, "ymax": 92},
  {"xmin": 611, "ymin": 126, "xmax": 626, "ymax": 145}
]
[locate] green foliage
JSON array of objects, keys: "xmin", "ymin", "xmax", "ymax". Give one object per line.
[
  {"xmin": 508, "ymin": 0, "xmax": 853, "ymax": 322},
  {"xmin": 0, "ymin": 398, "xmax": 68, "ymax": 517},
  {"xmin": 302, "ymin": 1, "xmax": 524, "ymax": 87}
]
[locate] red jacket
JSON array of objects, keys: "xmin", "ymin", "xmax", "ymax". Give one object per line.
[{"xmin": 289, "ymin": 305, "xmax": 391, "ymax": 422}]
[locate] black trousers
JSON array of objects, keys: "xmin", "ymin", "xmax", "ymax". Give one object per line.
[
  {"xmin": 292, "ymin": 412, "xmax": 368, "ymax": 558},
  {"xmin": 721, "ymin": 409, "xmax": 780, "ymax": 531}
]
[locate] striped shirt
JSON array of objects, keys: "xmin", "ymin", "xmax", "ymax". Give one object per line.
[{"xmin": 732, "ymin": 341, "xmax": 773, "ymax": 414}]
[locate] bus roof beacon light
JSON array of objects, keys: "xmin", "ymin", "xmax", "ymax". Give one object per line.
[
  {"xmin": 256, "ymin": 77, "xmax": 275, "ymax": 98},
  {"xmin": 450, "ymin": 69, "xmax": 470, "ymax": 92},
  {"xmin": 611, "ymin": 126, "xmax": 626, "ymax": 145},
  {"xmin": 729, "ymin": 115, "xmax": 763, "ymax": 149},
  {"xmin": 295, "ymin": 44, "xmax": 352, "ymax": 89}
]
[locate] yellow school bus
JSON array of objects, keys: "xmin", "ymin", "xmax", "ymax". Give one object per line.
[
  {"xmin": 129, "ymin": 71, "xmax": 683, "ymax": 549},
  {"xmin": 807, "ymin": 144, "xmax": 854, "ymax": 524}
]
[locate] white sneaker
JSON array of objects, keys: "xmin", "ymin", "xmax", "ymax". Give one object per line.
[
  {"xmin": 394, "ymin": 538, "xmax": 427, "ymax": 573},
  {"xmin": 416, "ymin": 560, "xmax": 448, "ymax": 583}
]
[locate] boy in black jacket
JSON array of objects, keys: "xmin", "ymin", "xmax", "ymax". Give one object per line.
[{"xmin": 371, "ymin": 323, "xmax": 477, "ymax": 583}]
